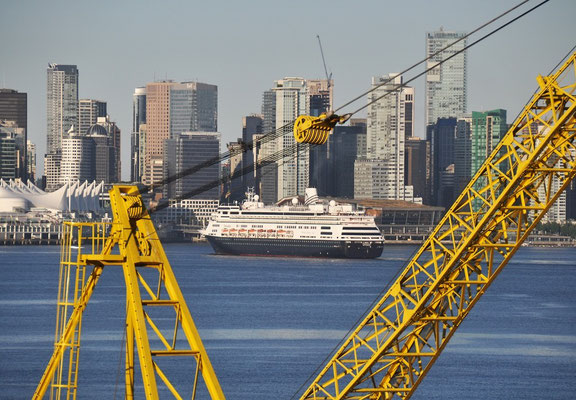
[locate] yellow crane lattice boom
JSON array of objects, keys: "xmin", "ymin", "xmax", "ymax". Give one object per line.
[
  {"xmin": 300, "ymin": 52, "xmax": 576, "ymax": 400},
  {"xmin": 34, "ymin": 186, "xmax": 225, "ymax": 400}
]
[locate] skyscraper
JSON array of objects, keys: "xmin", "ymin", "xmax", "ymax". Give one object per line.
[
  {"xmin": 258, "ymin": 90, "xmax": 278, "ymax": 203},
  {"xmin": 307, "ymin": 80, "xmax": 333, "ymax": 196},
  {"xmin": 131, "ymin": 87, "xmax": 146, "ymax": 182},
  {"xmin": 355, "ymin": 74, "xmax": 417, "ymax": 201},
  {"xmin": 241, "ymin": 114, "xmax": 263, "ymax": 191},
  {"xmin": 46, "ymin": 64, "xmax": 78, "ymax": 191},
  {"xmin": 425, "ymin": 29, "xmax": 467, "ymax": 127},
  {"xmin": 259, "ymin": 78, "xmax": 332, "ymax": 202},
  {"xmin": 427, "ymin": 117, "xmax": 457, "ymax": 205},
  {"xmin": 0, "ymin": 89, "xmax": 27, "ymax": 131},
  {"xmin": 95, "ymin": 116, "xmax": 121, "ymax": 182},
  {"xmin": 143, "ymin": 80, "xmax": 217, "ymax": 186},
  {"xmin": 454, "ymin": 114, "xmax": 472, "ymax": 195},
  {"xmin": 46, "ymin": 64, "xmax": 78, "ymax": 155},
  {"xmin": 163, "ymin": 132, "xmax": 221, "ymax": 200},
  {"xmin": 0, "ymin": 89, "xmax": 27, "ymax": 179},
  {"xmin": 144, "ymin": 81, "xmax": 172, "ymax": 186},
  {"xmin": 405, "ymin": 136, "xmax": 429, "ymax": 202},
  {"xmin": 273, "ymin": 77, "xmax": 310, "ymax": 200},
  {"xmin": 0, "ymin": 120, "xmax": 25, "ymax": 179},
  {"xmin": 329, "ymin": 122, "xmax": 366, "ymax": 198}
]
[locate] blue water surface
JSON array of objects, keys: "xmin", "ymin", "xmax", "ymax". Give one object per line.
[{"xmin": 0, "ymin": 244, "xmax": 575, "ymax": 399}]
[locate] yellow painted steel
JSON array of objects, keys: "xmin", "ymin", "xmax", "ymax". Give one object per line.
[
  {"xmin": 300, "ymin": 53, "xmax": 576, "ymax": 400},
  {"xmin": 293, "ymin": 112, "xmax": 351, "ymax": 144},
  {"xmin": 34, "ymin": 185, "xmax": 225, "ymax": 399}
]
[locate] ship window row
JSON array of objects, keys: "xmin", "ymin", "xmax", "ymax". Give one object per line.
[
  {"xmin": 342, "ymin": 227, "xmax": 380, "ymax": 231},
  {"xmin": 235, "ymin": 211, "xmax": 316, "ymax": 216},
  {"xmin": 342, "ymin": 232, "xmax": 382, "ymax": 236}
]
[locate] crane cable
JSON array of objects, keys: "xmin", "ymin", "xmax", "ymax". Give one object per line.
[
  {"xmin": 343, "ymin": 0, "xmax": 549, "ymax": 118},
  {"xmin": 144, "ymin": 0, "xmax": 549, "ymax": 215},
  {"xmin": 290, "ymin": 1, "xmax": 556, "ymax": 398},
  {"xmin": 332, "ymin": 0, "xmax": 532, "ymax": 114}
]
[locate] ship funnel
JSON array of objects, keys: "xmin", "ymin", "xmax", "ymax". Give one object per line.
[{"xmin": 305, "ymin": 188, "xmax": 319, "ymax": 205}]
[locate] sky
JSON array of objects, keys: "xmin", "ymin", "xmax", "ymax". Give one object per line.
[{"xmin": 1, "ymin": 0, "xmax": 575, "ymax": 181}]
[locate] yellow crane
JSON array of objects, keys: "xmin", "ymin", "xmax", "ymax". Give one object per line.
[
  {"xmin": 34, "ymin": 51, "xmax": 576, "ymax": 399},
  {"xmin": 295, "ymin": 52, "xmax": 576, "ymax": 399},
  {"xmin": 33, "ymin": 187, "xmax": 225, "ymax": 399}
]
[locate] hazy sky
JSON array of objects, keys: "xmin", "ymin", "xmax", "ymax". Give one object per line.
[{"xmin": 1, "ymin": 0, "xmax": 575, "ymax": 180}]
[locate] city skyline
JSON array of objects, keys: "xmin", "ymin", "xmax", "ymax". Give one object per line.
[{"xmin": 1, "ymin": 0, "xmax": 575, "ymax": 180}]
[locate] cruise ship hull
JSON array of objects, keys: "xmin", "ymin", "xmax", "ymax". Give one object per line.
[{"xmin": 205, "ymin": 236, "xmax": 384, "ymax": 259}]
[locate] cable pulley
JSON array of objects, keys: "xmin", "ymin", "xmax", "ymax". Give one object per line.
[{"xmin": 293, "ymin": 112, "xmax": 351, "ymax": 144}]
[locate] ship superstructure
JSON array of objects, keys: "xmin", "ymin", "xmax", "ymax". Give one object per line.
[{"xmin": 203, "ymin": 188, "xmax": 384, "ymax": 258}]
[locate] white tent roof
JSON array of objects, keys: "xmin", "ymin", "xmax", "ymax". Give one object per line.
[{"xmin": 0, "ymin": 179, "xmax": 104, "ymax": 212}]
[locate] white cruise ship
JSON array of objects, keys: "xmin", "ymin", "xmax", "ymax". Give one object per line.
[{"xmin": 202, "ymin": 189, "xmax": 384, "ymax": 258}]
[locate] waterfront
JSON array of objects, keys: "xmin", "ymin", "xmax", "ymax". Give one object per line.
[{"xmin": 1, "ymin": 244, "xmax": 576, "ymax": 399}]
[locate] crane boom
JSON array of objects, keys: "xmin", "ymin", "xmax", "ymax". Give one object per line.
[
  {"xmin": 299, "ymin": 52, "xmax": 576, "ymax": 399},
  {"xmin": 317, "ymin": 34, "xmax": 332, "ymax": 86}
]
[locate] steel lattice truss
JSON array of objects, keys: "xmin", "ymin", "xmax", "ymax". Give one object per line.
[
  {"xmin": 300, "ymin": 53, "xmax": 576, "ymax": 400},
  {"xmin": 34, "ymin": 186, "xmax": 225, "ymax": 400}
]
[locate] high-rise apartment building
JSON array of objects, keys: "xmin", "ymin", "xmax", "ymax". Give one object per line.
[
  {"xmin": 273, "ymin": 78, "xmax": 310, "ymax": 200},
  {"xmin": 355, "ymin": 74, "xmax": 417, "ymax": 201},
  {"xmin": 78, "ymin": 99, "xmax": 106, "ymax": 135},
  {"xmin": 46, "ymin": 64, "xmax": 78, "ymax": 191},
  {"xmin": 131, "ymin": 87, "xmax": 146, "ymax": 182},
  {"xmin": 163, "ymin": 132, "xmax": 220, "ymax": 200},
  {"xmin": 142, "ymin": 81, "xmax": 217, "ymax": 186},
  {"xmin": 425, "ymin": 29, "xmax": 467, "ymax": 127}
]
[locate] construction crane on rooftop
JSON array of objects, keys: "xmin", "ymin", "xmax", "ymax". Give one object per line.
[{"xmin": 317, "ymin": 34, "xmax": 332, "ymax": 88}]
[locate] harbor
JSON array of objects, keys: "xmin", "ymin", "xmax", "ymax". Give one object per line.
[{"xmin": 1, "ymin": 243, "xmax": 575, "ymax": 399}]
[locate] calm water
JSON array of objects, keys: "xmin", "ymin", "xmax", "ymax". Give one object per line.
[{"xmin": 1, "ymin": 244, "xmax": 575, "ymax": 399}]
